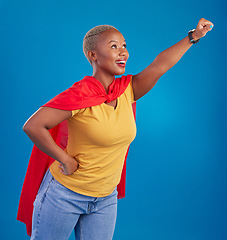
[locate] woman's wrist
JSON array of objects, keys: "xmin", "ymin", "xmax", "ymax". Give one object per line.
[
  {"xmin": 192, "ymin": 31, "xmax": 200, "ymax": 41},
  {"xmin": 59, "ymin": 153, "xmax": 74, "ymax": 165}
]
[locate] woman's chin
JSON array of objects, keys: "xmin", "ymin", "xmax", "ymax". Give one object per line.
[{"xmin": 114, "ymin": 68, "xmax": 126, "ymax": 76}]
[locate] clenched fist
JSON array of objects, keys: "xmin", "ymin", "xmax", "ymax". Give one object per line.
[
  {"xmin": 59, "ymin": 155, "xmax": 79, "ymax": 175},
  {"xmin": 192, "ymin": 18, "xmax": 214, "ymax": 41}
]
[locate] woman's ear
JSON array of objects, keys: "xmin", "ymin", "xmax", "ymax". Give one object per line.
[{"xmin": 87, "ymin": 50, "xmax": 97, "ymax": 63}]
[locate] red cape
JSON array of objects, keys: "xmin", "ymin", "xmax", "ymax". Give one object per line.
[{"xmin": 17, "ymin": 75, "xmax": 136, "ymax": 236}]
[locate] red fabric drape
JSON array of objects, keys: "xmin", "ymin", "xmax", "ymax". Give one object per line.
[{"xmin": 17, "ymin": 75, "xmax": 136, "ymax": 236}]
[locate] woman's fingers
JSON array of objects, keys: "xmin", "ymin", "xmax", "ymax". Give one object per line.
[
  {"xmin": 59, "ymin": 164, "xmax": 66, "ymax": 175},
  {"xmin": 194, "ymin": 18, "xmax": 214, "ymax": 39},
  {"xmin": 58, "ymin": 159, "xmax": 79, "ymax": 175},
  {"xmin": 201, "ymin": 21, "xmax": 214, "ymax": 32}
]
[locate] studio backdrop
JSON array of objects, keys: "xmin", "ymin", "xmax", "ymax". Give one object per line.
[{"xmin": 0, "ymin": 0, "xmax": 226, "ymax": 239}]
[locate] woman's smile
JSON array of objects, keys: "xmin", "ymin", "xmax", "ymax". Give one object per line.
[{"xmin": 115, "ymin": 58, "xmax": 127, "ymax": 68}]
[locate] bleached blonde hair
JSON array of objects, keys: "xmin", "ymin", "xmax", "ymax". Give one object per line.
[{"xmin": 83, "ymin": 25, "xmax": 118, "ymax": 64}]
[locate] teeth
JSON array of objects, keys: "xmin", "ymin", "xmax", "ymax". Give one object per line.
[{"xmin": 116, "ymin": 61, "xmax": 126, "ymax": 64}]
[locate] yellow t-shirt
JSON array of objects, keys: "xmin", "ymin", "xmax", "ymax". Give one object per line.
[{"xmin": 50, "ymin": 79, "xmax": 136, "ymax": 197}]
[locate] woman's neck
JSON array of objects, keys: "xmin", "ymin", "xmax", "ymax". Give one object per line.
[{"xmin": 92, "ymin": 70, "xmax": 115, "ymax": 93}]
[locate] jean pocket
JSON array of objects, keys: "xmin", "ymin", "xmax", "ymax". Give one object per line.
[
  {"xmin": 39, "ymin": 176, "xmax": 54, "ymax": 203},
  {"xmin": 53, "ymin": 177, "xmax": 65, "ymax": 187},
  {"xmin": 35, "ymin": 170, "xmax": 54, "ymax": 204},
  {"xmin": 37, "ymin": 169, "xmax": 50, "ymax": 195}
]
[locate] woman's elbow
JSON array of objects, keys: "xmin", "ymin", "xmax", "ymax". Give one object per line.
[
  {"xmin": 22, "ymin": 120, "xmax": 33, "ymax": 134},
  {"xmin": 22, "ymin": 117, "xmax": 41, "ymax": 135}
]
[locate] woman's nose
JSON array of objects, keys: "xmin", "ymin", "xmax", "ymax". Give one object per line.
[{"xmin": 119, "ymin": 48, "xmax": 128, "ymax": 56}]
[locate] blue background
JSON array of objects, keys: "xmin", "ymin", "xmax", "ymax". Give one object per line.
[{"xmin": 1, "ymin": 0, "xmax": 226, "ymax": 239}]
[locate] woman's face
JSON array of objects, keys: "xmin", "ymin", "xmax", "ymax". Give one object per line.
[{"xmin": 91, "ymin": 29, "xmax": 129, "ymax": 76}]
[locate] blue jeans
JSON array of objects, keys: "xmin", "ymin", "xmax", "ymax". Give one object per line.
[{"xmin": 31, "ymin": 169, "xmax": 118, "ymax": 240}]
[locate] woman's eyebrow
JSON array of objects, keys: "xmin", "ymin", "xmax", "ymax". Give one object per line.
[{"xmin": 108, "ymin": 39, "xmax": 126, "ymax": 44}]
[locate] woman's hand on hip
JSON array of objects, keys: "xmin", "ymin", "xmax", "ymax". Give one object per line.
[{"xmin": 59, "ymin": 155, "xmax": 79, "ymax": 175}]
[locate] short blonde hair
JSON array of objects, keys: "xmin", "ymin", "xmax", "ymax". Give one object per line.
[{"xmin": 83, "ymin": 25, "xmax": 118, "ymax": 64}]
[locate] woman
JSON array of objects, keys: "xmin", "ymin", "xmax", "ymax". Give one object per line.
[{"xmin": 18, "ymin": 18, "xmax": 213, "ymax": 239}]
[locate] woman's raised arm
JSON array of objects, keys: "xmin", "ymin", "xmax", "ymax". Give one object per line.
[
  {"xmin": 23, "ymin": 107, "xmax": 78, "ymax": 175},
  {"xmin": 132, "ymin": 18, "xmax": 214, "ymax": 101}
]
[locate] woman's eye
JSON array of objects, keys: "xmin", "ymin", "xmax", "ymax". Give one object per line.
[
  {"xmin": 123, "ymin": 44, "xmax": 127, "ymax": 48},
  {"xmin": 111, "ymin": 44, "xmax": 117, "ymax": 49}
]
